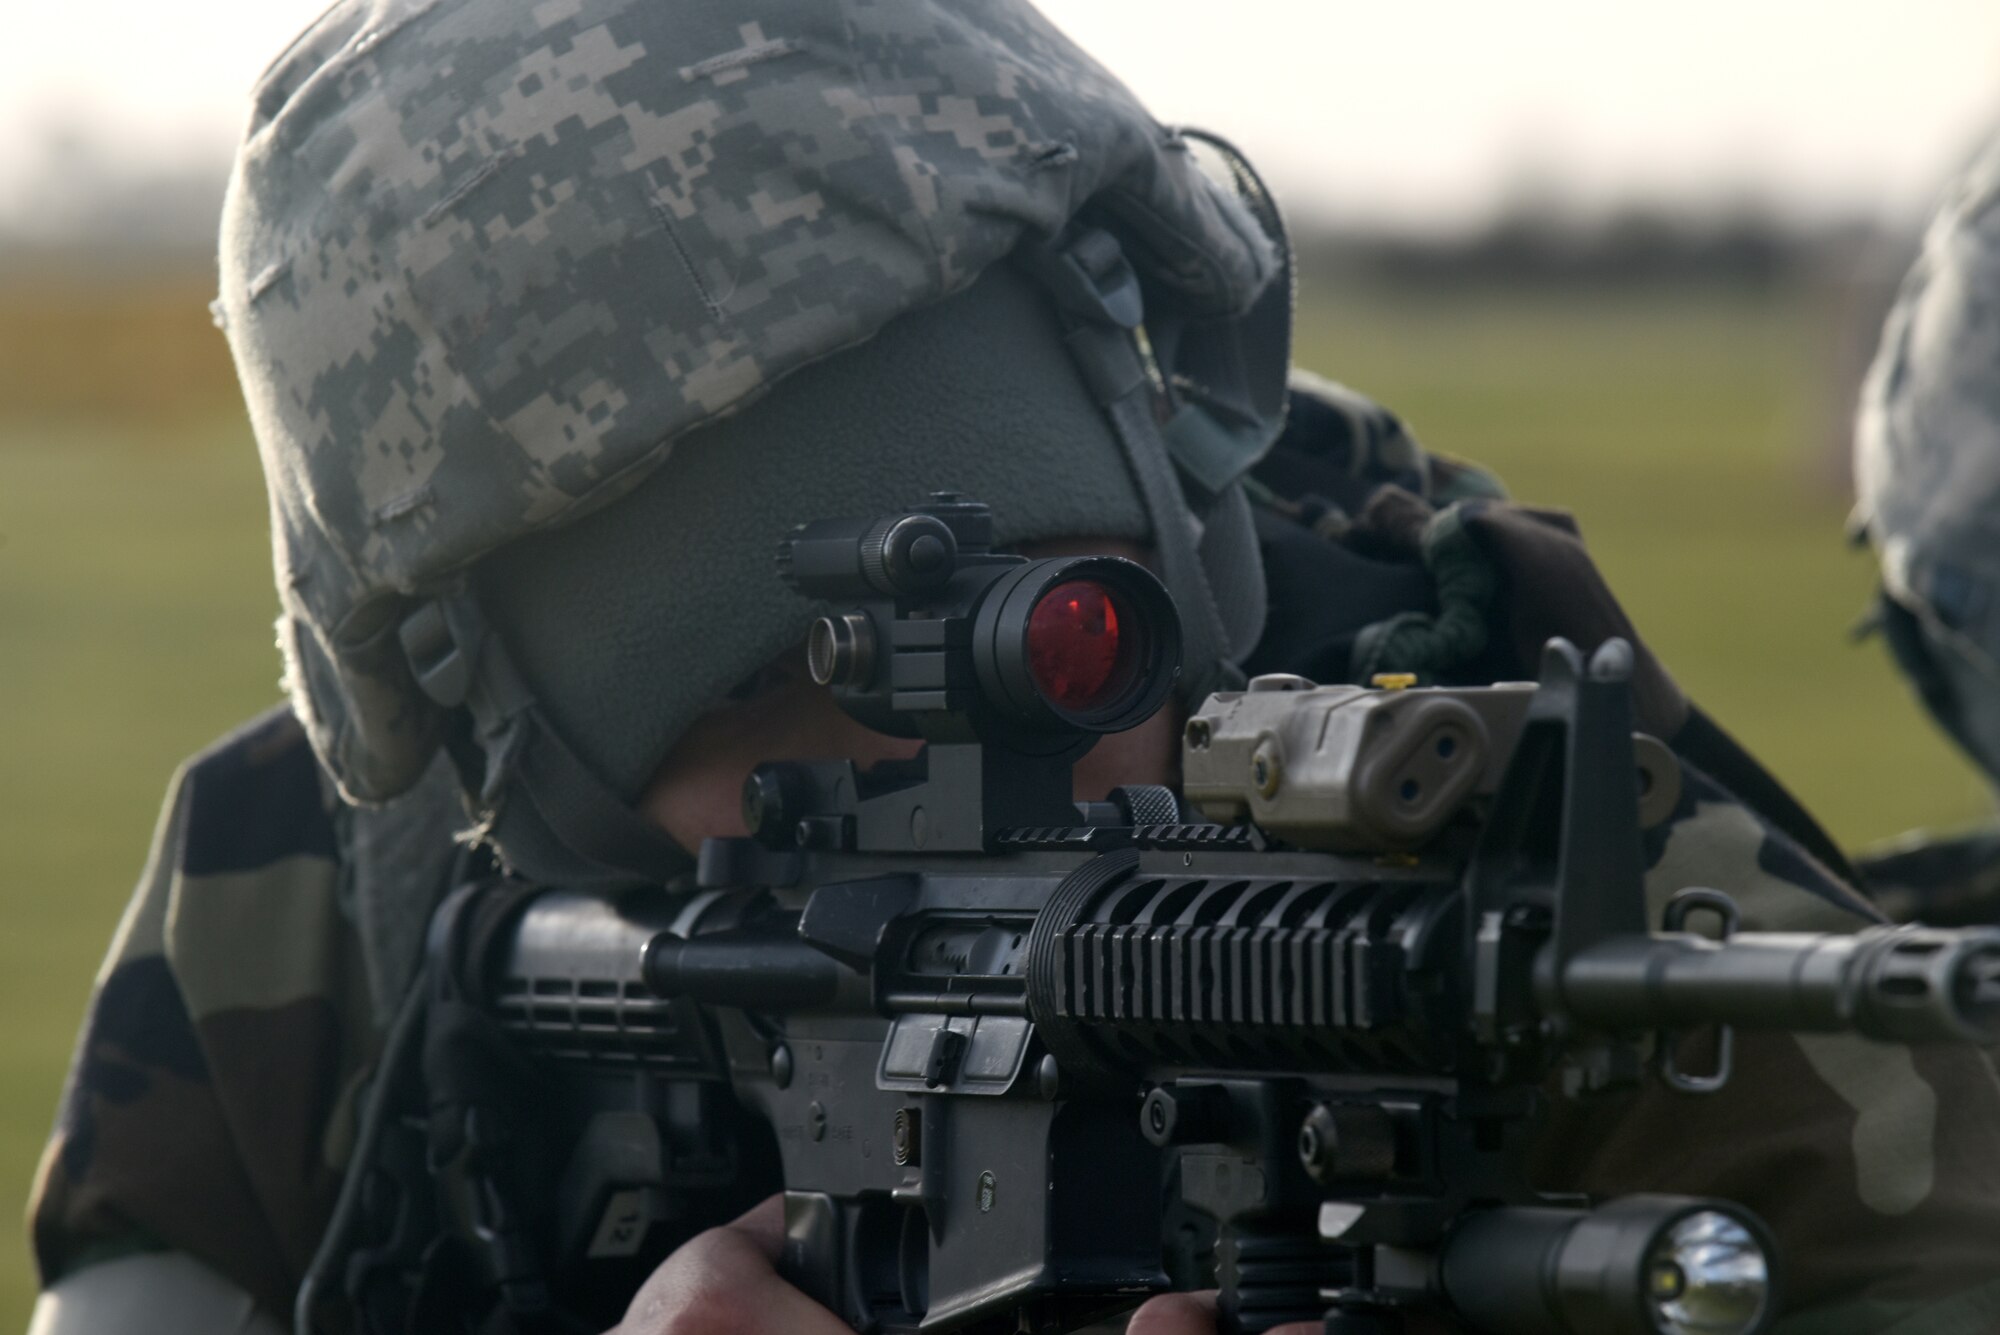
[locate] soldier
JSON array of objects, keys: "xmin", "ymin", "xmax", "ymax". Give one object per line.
[
  {"xmin": 26, "ymin": 1, "xmax": 2000, "ymax": 1332},
  {"xmin": 1852, "ymin": 134, "xmax": 2000, "ymax": 926}
]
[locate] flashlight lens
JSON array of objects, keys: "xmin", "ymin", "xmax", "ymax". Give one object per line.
[
  {"xmin": 1646, "ymin": 1211, "xmax": 1769, "ymax": 1334},
  {"xmin": 1027, "ymin": 580, "xmax": 1129, "ymax": 713}
]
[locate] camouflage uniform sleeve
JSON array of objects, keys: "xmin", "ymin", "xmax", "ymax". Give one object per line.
[
  {"xmin": 1531, "ymin": 766, "xmax": 2000, "ymax": 1331},
  {"xmin": 28, "ymin": 708, "xmax": 381, "ymax": 1321}
]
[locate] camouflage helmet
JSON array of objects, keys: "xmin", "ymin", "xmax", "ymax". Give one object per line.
[
  {"xmin": 218, "ymin": 0, "xmax": 1288, "ymax": 872},
  {"xmin": 1855, "ymin": 133, "xmax": 2000, "ymax": 785}
]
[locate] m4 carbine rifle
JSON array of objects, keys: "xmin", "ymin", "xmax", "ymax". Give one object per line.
[{"xmin": 431, "ymin": 495, "xmax": 2000, "ymax": 1335}]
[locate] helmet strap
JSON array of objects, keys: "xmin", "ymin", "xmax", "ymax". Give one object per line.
[
  {"xmin": 400, "ymin": 591, "xmax": 691, "ymax": 884},
  {"xmin": 1017, "ymin": 199, "xmax": 1290, "ymax": 705}
]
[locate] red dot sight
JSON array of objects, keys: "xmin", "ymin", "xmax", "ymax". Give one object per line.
[{"xmin": 778, "ymin": 494, "xmax": 1181, "ymax": 752}]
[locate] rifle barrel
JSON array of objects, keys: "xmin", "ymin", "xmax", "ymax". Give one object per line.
[{"xmin": 1548, "ymin": 924, "xmax": 2000, "ymax": 1044}]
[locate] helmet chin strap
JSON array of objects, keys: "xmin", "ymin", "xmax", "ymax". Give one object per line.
[
  {"xmin": 1016, "ymin": 155, "xmax": 1292, "ymax": 706},
  {"xmin": 400, "ymin": 591, "xmax": 693, "ymax": 885}
]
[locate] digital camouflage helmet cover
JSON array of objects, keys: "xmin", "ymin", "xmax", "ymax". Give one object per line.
[
  {"xmin": 1856, "ymin": 133, "xmax": 2000, "ymax": 786},
  {"xmin": 216, "ymin": 0, "xmax": 1288, "ymax": 877}
]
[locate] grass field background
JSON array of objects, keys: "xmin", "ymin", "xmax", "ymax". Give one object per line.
[{"xmin": 0, "ymin": 272, "xmax": 1990, "ymax": 1326}]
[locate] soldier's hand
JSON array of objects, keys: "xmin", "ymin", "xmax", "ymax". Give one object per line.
[
  {"xmin": 1126, "ymin": 1292, "xmax": 1320, "ymax": 1335},
  {"xmin": 605, "ymin": 1211, "xmax": 1368, "ymax": 1335},
  {"xmin": 607, "ymin": 1195, "xmax": 849, "ymax": 1335}
]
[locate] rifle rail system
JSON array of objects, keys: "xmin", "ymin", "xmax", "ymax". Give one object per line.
[{"xmin": 411, "ymin": 497, "xmax": 2000, "ymax": 1335}]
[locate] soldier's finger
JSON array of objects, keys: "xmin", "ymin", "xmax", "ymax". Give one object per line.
[
  {"xmin": 723, "ymin": 1192, "xmax": 786, "ymax": 1260},
  {"xmin": 1123, "ymin": 1291, "xmax": 1337, "ymax": 1335},
  {"xmin": 1126, "ymin": 1291, "xmax": 1217, "ymax": 1334},
  {"xmin": 611, "ymin": 1196, "xmax": 848, "ymax": 1335}
]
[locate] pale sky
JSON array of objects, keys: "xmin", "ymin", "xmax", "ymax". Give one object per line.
[{"xmin": 5, "ymin": 0, "xmax": 1999, "ymax": 231}]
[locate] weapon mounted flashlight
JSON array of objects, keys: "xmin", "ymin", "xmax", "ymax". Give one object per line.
[{"xmin": 1440, "ymin": 1195, "xmax": 1775, "ymax": 1335}]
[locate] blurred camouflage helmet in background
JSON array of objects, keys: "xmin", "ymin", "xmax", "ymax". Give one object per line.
[
  {"xmin": 216, "ymin": 0, "xmax": 1289, "ymax": 879},
  {"xmin": 1855, "ymin": 133, "xmax": 2000, "ymax": 787}
]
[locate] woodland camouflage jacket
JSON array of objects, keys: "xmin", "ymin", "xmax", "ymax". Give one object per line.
[{"xmin": 30, "ymin": 397, "xmax": 2000, "ymax": 1333}]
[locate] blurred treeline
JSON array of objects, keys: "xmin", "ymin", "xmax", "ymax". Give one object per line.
[
  {"xmin": 1297, "ymin": 206, "xmax": 1912, "ymax": 496},
  {"xmin": 1300, "ymin": 208, "xmax": 1882, "ymax": 291},
  {"xmin": 0, "ymin": 167, "xmax": 1914, "ymax": 452}
]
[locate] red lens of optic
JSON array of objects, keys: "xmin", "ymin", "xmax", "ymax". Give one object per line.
[{"xmin": 1026, "ymin": 580, "xmax": 1129, "ymax": 713}]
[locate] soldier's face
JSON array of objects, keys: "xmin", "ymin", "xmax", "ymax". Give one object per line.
[{"xmin": 637, "ymin": 538, "xmax": 1183, "ymax": 851}]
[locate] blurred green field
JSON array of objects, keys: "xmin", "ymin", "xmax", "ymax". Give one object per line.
[
  {"xmin": 0, "ymin": 278, "xmax": 1990, "ymax": 1327},
  {"xmin": 1296, "ymin": 284, "xmax": 1990, "ymax": 840}
]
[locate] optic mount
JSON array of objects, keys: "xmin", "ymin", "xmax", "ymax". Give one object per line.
[{"xmin": 758, "ymin": 494, "xmax": 1184, "ymax": 854}]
